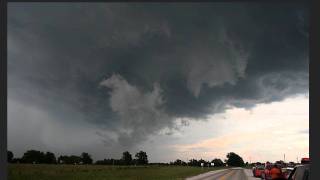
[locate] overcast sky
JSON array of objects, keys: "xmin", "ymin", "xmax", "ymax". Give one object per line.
[{"xmin": 8, "ymin": 3, "xmax": 309, "ymax": 163}]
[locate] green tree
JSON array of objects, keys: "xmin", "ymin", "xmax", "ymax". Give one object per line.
[
  {"xmin": 11, "ymin": 158, "xmax": 22, "ymax": 164},
  {"xmin": 188, "ymin": 159, "xmax": 199, "ymax": 166},
  {"xmin": 121, "ymin": 151, "xmax": 132, "ymax": 165},
  {"xmin": 44, "ymin": 152, "xmax": 56, "ymax": 164},
  {"xmin": 198, "ymin": 159, "xmax": 208, "ymax": 166},
  {"xmin": 211, "ymin": 158, "xmax": 224, "ymax": 167},
  {"xmin": 135, "ymin": 151, "xmax": 148, "ymax": 165},
  {"xmin": 7, "ymin": 151, "xmax": 13, "ymax": 163},
  {"xmin": 21, "ymin": 150, "xmax": 45, "ymax": 164},
  {"xmin": 172, "ymin": 159, "xmax": 181, "ymax": 165},
  {"xmin": 58, "ymin": 156, "xmax": 68, "ymax": 164},
  {"xmin": 171, "ymin": 159, "xmax": 187, "ymax": 166},
  {"xmin": 226, "ymin": 152, "xmax": 245, "ymax": 167},
  {"xmin": 81, "ymin": 152, "xmax": 93, "ymax": 164},
  {"xmin": 58, "ymin": 155, "xmax": 82, "ymax": 164}
]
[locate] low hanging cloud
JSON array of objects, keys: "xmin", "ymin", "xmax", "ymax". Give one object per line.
[
  {"xmin": 99, "ymin": 74, "xmax": 174, "ymax": 148},
  {"xmin": 186, "ymin": 28, "xmax": 249, "ymax": 97},
  {"xmin": 8, "ymin": 3, "xmax": 308, "ymax": 154}
]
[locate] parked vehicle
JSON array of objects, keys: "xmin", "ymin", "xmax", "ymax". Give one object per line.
[
  {"xmin": 253, "ymin": 165, "xmax": 265, "ymax": 177},
  {"xmin": 260, "ymin": 163, "xmax": 273, "ymax": 180},
  {"xmin": 282, "ymin": 167, "xmax": 294, "ymax": 179},
  {"xmin": 261, "ymin": 163, "xmax": 288, "ymax": 180},
  {"xmin": 300, "ymin": 158, "xmax": 310, "ymax": 164},
  {"xmin": 287, "ymin": 164, "xmax": 309, "ymax": 180},
  {"xmin": 253, "ymin": 166, "xmax": 256, "ymax": 174}
]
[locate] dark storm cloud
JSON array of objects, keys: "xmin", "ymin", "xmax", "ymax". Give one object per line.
[{"xmin": 8, "ymin": 3, "xmax": 308, "ymax": 150}]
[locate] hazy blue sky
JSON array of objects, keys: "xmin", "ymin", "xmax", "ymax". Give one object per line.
[{"xmin": 8, "ymin": 3, "xmax": 308, "ymax": 163}]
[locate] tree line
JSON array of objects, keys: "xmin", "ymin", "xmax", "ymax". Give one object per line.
[
  {"xmin": 7, "ymin": 150, "xmax": 93, "ymax": 165},
  {"xmin": 169, "ymin": 152, "xmax": 245, "ymax": 167},
  {"xmin": 95, "ymin": 151, "xmax": 148, "ymax": 165},
  {"xmin": 7, "ymin": 150, "xmax": 148, "ymax": 165},
  {"xmin": 8, "ymin": 150, "xmax": 245, "ymax": 167},
  {"xmin": 170, "ymin": 158, "xmax": 225, "ymax": 167}
]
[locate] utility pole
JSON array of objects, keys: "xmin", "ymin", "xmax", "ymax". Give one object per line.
[{"xmin": 284, "ymin": 154, "xmax": 285, "ymax": 163}]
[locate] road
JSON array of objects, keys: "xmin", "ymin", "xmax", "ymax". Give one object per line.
[{"xmin": 186, "ymin": 167, "xmax": 260, "ymax": 180}]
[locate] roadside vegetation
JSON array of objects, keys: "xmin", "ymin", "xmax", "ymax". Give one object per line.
[
  {"xmin": 8, "ymin": 150, "xmax": 246, "ymax": 180},
  {"xmin": 9, "ymin": 164, "xmax": 227, "ymax": 180}
]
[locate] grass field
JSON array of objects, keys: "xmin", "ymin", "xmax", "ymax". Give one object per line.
[{"xmin": 9, "ymin": 164, "xmax": 227, "ymax": 180}]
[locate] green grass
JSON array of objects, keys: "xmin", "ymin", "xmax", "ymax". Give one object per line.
[{"xmin": 8, "ymin": 164, "xmax": 227, "ymax": 180}]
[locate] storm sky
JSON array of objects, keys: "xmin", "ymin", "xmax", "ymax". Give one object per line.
[{"xmin": 8, "ymin": 3, "xmax": 309, "ymax": 163}]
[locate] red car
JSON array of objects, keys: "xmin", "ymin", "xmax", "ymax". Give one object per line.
[
  {"xmin": 261, "ymin": 163, "xmax": 287, "ymax": 180},
  {"xmin": 260, "ymin": 163, "xmax": 273, "ymax": 180},
  {"xmin": 253, "ymin": 165, "xmax": 265, "ymax": 177}
]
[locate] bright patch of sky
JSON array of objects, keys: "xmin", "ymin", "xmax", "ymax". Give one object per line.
[{"xmin": 145, "ymin": 94, "xmax": 308, "ymax": 163}]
